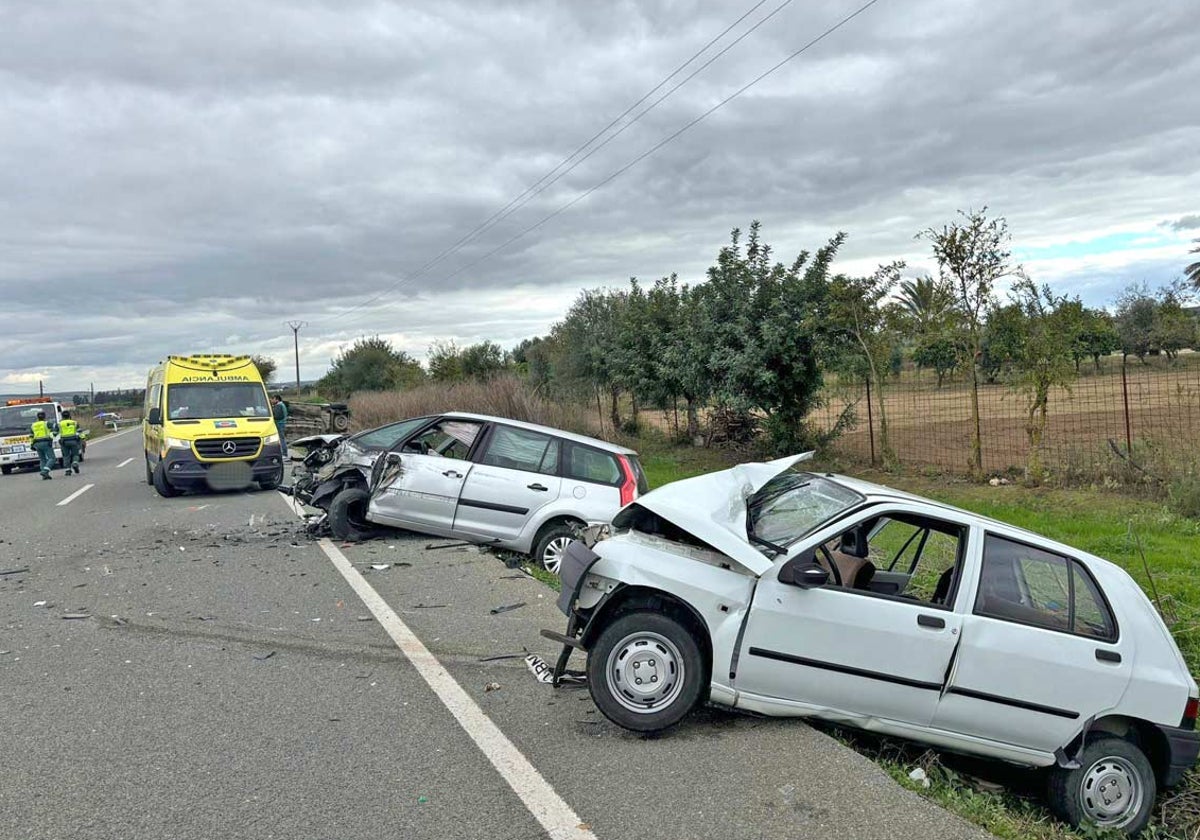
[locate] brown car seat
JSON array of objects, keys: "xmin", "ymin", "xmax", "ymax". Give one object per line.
[{"xmin": 817, "ymin": 546, "xmax": 877, "ymax": 590}]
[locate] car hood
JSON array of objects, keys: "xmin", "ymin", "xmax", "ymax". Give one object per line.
[
  {"xmin": 290, "ymin": 433, "xmax": 347, "ymax": 449},
  {"xmin": 619, "ymin": 452, "xmax": 813, "ymax": 576}
]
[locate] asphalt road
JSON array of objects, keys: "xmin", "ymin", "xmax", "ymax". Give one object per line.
[{"xmin": 0, "ymin": 430, "xmax": 992, "ymax": 840}]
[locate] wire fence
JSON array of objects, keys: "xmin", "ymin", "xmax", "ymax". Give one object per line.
[{"xmin": 810, "ymin": 354, "xmax": 1200, "ymax": 483}]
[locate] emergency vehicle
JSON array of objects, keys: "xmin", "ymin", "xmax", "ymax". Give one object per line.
[
  {"xmin": 0, "ymin": 398, "xmax": 87, "ymax": 475},
  {"xmin": 143, "ymin": 355, "xmax": 284, "ymax": 497}
]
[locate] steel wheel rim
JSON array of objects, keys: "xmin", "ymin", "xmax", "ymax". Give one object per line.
[
  {"xmin": 542, "ymin": 536, "xmax": 572, "ymax": 574},
  {"xmin": 605, "ymin": 630, "xmax": 685, "ymax": 714},
  {"xmin": 1079, "ymin": 755, "xmax": 1143, "ymax": 827}
]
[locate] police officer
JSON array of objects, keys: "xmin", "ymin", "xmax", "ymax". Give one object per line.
[
  {"xmin": 271, "ymin": 394, "xmax": 289, "ymax": 459},
  {"xmin": 29, "ymin": 410, "xmax": 55, "ymax": 480},
  {"xmin": 58, "ymin": 410, "xmax": 82, "ymax": 475}
]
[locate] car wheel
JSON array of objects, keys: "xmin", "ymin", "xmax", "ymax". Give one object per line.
[
  {"xmin": 1047, "ymin": 736, "xmax": 1155, "ymax": 835},
  {"xmin": 328, "ymin": 486, "xmax": 379, "ymax": 542},
  {"xmin": 152, "ymin": 461, "xmax": 180, "ymax": 498},
  {"xmin": 258, "ymin": 465, "xmax": 284, "ymax": 491},
  {"xmin": 533, "ymin": 520, "xmax": 583, "ymax": 575},
  {"xmin": 1, "ymin": 465, "xmax": 11, "ymax": 475},
  {"xmin": 586, "ymin": 611, "xmax": 705, "ymax": 733}
]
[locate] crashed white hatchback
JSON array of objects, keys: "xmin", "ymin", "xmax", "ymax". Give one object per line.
[{"xmin": 545, "ymin": 455, "xmax": 1199, "ymax": 834}]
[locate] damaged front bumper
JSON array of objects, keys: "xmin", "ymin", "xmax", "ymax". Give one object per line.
[{"xmin": 539, "ymin": 539, "xmax": 606, "ymax": 685}]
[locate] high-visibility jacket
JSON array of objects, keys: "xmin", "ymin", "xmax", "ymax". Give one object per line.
[
  {"xmin": 30, "ymin": 420, "xmax": 51, "ymax": 441},
  {"xmin": 59, "ymin": 419, "xmax": 79, "ymax": 439}
]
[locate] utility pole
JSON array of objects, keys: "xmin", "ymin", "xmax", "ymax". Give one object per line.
[{"xmin": 285, "ymin": 321, "xmax": 308, "ymax": 395}]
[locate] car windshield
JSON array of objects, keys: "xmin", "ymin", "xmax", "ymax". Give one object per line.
[
  {"xmin": 747, "ymin": 472, "xmax": 863, "ymax": 547},
  {"xmin": 0, "ymin": 403, "xmax": 55, "ymax": 433},
  {"xmin": 167, "ymin": 383, "xmax": 270, "ymax": 420}
]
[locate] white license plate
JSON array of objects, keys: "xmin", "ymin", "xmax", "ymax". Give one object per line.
[{"xmin": 1, "ymin": 445, "xmax": 26, "ymax": 455}]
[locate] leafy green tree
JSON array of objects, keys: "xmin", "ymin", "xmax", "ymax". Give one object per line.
[
  {"xmin": 1056, "ymin": 301, "xmax": 1119, "ymax": 372},
  {"xmin": 1008, "ymin": 280, "xmax": 1076, "ymax": 483},
  {"xmin": 693, "ymin": 222, "xmax": 840, "ymax": 453},
  {"xmin": 895, "ymin": 276, "xmax": 957, "ymax": 334},
  {"xmin": 426, "ymin": 340, "xmax": 465, "ymax": 382},
  {"xmin": 980, "ymin": 303, "xmax": 1027, "ymax": 382},
  {"xmin": 911, "ymin": 335, "xmax": 960, "ymax": 387},
  {"xmin": 1115, "ymin": 285, "xmax": 1157, "ymax": 363},
  {"xmin": 250, "ymin": 355, "xmax": 277, "ymax": 384},
  {"xmin": 317, "ymin": 336, "xmax": 425, "ymax": 397},
  {"xmin": 1153, "ymin": 286, "xmax": 1197, "ymax": 362},
  {"xmin": 826, "ymin": 263, "xmax": 904, "ymax": 465},
  {"xmin": 462, "ymin": 341, "xmax": 509, "ymax": 379},
  {"xmin": 552, "ymin": 289, "xmax": 624, "ymax": 431},
  {"xmin": 920, "ymin": 208, "xmax": 1018, "ymax": 477}
]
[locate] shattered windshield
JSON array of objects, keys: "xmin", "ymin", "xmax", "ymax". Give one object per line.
[{"xmin": 747, "ymin": 472, "xmax": 863, "ymax": 547}]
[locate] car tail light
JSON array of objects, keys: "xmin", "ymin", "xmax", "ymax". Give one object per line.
[
  {"xmin": 1183, "ymin": 697, "xmax": 1198, "ymax": 730},
  {"xmin": 616, "ymin": 454, "xmax": 637, "ymax": 507}
]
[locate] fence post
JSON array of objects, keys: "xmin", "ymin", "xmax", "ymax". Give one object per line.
[
  {"xmin": 865, "ymin": 376, "xmax": 876, "ymax": 466},
  {"xmin": 1121, "ymin": 359, "xmax": 1133, "ymax": 454}
]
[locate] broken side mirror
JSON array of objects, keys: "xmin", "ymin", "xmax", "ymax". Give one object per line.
[
  {"xmin": 778, "ymin": 550, "xmax": 828, "ymax": 589},
  {"xmin": 147, "ymin": 407, "xmax": 162, "ymax": 426}
]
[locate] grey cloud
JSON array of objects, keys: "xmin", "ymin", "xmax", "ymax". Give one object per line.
[
  {"xmin": 1164, "ymin": 215, "xmax": 1200, "ymax": 231},
  {"xmin": 1, "ymin": 0, "xmax": 1198, "ymax": 389}
]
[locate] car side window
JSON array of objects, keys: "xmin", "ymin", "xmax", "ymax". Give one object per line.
[
  {"xmin": 564, "ymin": 443, "xmax": 620, "ymax": 485},
  {"xmin": 480, "ymin": 425, "xmax": 557, "ymax": 474},
  {"xmin": 403, "ymin": 420, "xmax": 483, "ymax": 460},
  {"xmin": 975, "ymin": 535, "xmax": 1117, "ymax": 641},
  {"xmin": 819, "ymin": 513, "xmax": 965, "ymax": 606},
  {"xmin": 356, "ymin": 418, "xmax": 428, "ymax": 450}
]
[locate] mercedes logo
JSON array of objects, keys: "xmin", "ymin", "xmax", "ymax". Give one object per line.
[{"xmin": 221, "ymin": 440, "xmax": 237, "ymax": 455}]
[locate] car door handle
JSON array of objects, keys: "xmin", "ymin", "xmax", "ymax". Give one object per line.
[
  {"xmin": 917, "ymin": 614, "xmax": 945, "ymax": 629},
  {"xmin": 527, "ymin": 483, "xmax": 549, "ymax": 492},
  {"xmin": 1096, "ymin": 649, "xmax": 1122, "ymax": 664},
  {"xmin": 443, "ymin": 470, "xmax": 463, "ymax": 479}
]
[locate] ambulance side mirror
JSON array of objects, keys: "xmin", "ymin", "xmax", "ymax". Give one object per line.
[{"xmin": 147, "ymin": 408, "xmax": 162, "ymax": 426}]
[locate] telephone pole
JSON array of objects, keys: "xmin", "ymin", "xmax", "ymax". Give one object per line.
[{"xmin": 285, "ymin": 320, "xmax": 307, "ymax": 395}]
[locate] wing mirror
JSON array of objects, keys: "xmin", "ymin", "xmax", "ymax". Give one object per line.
[
  {"xmin": 385, "ymin": 452, "xmax": 402, "ymax": 466},
  {"xmin": 147, "ymin": 407, "xmax": 162, "ymax": 426},
  {"xmin": 778, "ymin": 550, "xmax": 829, "ymax": 589}
]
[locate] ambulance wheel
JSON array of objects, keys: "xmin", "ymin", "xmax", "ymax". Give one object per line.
[
  {"xmin": 145, "ymin": 458, "xmax": 154, "ymax": 486},
  {"xmin": 153, "ymin": 461, "xmax": 180, "ymax": 498}
]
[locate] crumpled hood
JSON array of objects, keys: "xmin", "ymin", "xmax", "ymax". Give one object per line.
[
  {"xmin": 614, "ymin": 452, "xmax": 812, "ymax": 576},
  {"xmin": 290, "ymin": 433, "xmax": 346, "ymax": 449}
]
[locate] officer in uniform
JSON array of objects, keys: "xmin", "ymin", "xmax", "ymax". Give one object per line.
[
  {"xmin": 29, "ymin": 410, "xmax": 56, "ymax": 480},
  {"xmin": 58, "ymin": 410, "xmax": 82, "ymax": 475}
]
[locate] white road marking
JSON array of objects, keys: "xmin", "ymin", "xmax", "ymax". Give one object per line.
[
  {"xmin": 87, "ymin": 426, "xmax": 139, "ymax": 445},
  {"xmin": 317, "ymin": 538, "xmax": 598, "ymax": 840},
  {"xmin": 57, "ymin": 484, "xmax": 95, "ymax": 507},
  {"xmin": 116, "ymin": 458, "xmax": 134, "ymax": 469}
]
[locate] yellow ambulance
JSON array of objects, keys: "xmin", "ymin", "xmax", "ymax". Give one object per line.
[{"xmin": 143, "ymin": 354, "xmax": 284, "ymax": 497}]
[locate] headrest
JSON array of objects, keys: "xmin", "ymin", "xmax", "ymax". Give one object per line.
[{"xmin": 839, "ymin": 528, "xmax": 869, "ymax": 559}]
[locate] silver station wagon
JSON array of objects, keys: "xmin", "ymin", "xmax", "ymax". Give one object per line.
[{"xmin": 546, "ymin": 455, "xmax": 1199, "ymax": 835}]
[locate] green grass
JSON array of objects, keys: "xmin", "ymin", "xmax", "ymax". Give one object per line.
[{"xmin": 617, "ymin": 439, "xmax": 1200, "ymax": 840}]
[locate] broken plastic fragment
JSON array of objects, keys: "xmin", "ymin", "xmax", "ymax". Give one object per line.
[{"xmin": 908, "ymin": 767, "xmax": 931, "ymax": 788}]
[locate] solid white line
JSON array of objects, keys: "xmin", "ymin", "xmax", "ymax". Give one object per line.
[
  {"xmin": 116, "ymin": 457, "xmax": 134, "ymax": 469},
  {"xmin": 57, "ymin": 483, "xmax": 95, "ymax": 507},
  {"xmin": 317, "ymin": 537, "xmax": 597, "ymax": 840},
  {"xmin": 88, "ymin": 426, "xmax": 139, "ymax": 445}
]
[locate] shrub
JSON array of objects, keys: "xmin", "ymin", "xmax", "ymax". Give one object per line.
[
  {"xmin": 348, "ymin": 375, "xmax": 594, "ymax": 437},
  {"xmin": 1169, "ymin": 474, "xmax": 1200, "ymax": 520}
]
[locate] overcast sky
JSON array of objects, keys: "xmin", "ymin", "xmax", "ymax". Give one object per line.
[{"xmin": 1, "ymin": 0, "xmax": 1197, "ymax": 392}]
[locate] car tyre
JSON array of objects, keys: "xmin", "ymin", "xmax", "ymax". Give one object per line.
[
  {"xmin": 152, "ymin": 461, "xmax": 180, "ymax": 498},
  {"xmin": 328, "ymin": 486, "xmax": 379, "ymax": 542},
  {"xmin": 1047, "ymin": 736, "xmax": 1155, "ymax": 835},
  {"xmin": 532, "ymin": 519, "xmax": 583, "ymax": 575},
  {"xmin": 587, "ymin": 611, "xmax": 705, "ymax": 733},
  {"xmin": 258, "ymin": 466, "xmax": 284, "ymax": 491},
  {"xmin": 0, "ymin": 465, "xmax": 11, "ymax": 475}
]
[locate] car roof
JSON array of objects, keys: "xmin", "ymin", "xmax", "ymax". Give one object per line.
[
  {"xmin": 442, "ymin": 412, "xmax": 638, "ymax": 456},
  {"xmin": 828, "ymin": 472, "xmax": 1124, "ymax": 573}
]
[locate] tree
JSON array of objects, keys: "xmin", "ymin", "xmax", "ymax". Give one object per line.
[
  {"xmin": 317, "ymin": 336, "xmax": 425, "ymax": 398},
  {"xmin": 250, "ymin": 355, "xmax": 277, "ymax": 384},
  {"xmin": 980, "ymin": 303, "xmax": 1027, "ymax": 383},
  {"xmin": 460, "ymin": 341, "xmax": 509, "ymax": 379},
  {"xmin": 911, "ymin": 335, "xmax": 960, "ymax": 387},
  {"xmin": 825, "ymin": 263, "xmax": 904, "ymax": 465},
  {"xmin": 1056, "ymin": 301, "xmax": 1119, "ymax": 372},
  {"xmin": 920, "ymin": 208, "xmax": 1019, "ymax": 477},
  {"xmin": 1115, "ymin": 285, "xmax": 1157, "ymax": 363},
  {"xmin": 426, "ymin": 340, "xmax": 465, "ymax": 382},
  {"xmin": 1008, "ymin": 280, "xmax": 1076, "ymax": 483},
  {"xmin": 1153, "ymin": 286, "xmax": 1197, "ymax": 362},
  {"xmin": 1187, "ymin": 238, "xmax": 1200, "ymax": 290},
  {"xmin": 895, "ymin": 276, "xmax": 957, "ymax": 334}
]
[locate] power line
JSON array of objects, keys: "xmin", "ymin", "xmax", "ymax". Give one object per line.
[
  {"xmin": 333, "ymin": 0, "xmax": 885, "ymax": 333},
  {"xmin": 324, "ymin": 0, "xmax": 783, "ymax": 325}
]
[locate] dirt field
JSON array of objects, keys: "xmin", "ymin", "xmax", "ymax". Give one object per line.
[{"xmin": 813, "ymin": 353, "xmax": 1200, "ymax": 477}]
